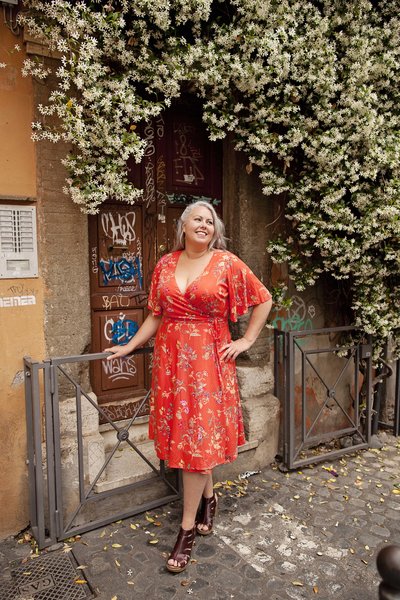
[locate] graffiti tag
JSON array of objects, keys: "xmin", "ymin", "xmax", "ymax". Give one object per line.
[
  {"xmin": 99, "ymin": 256, "xmax": 143, "ymax": 287},
  {"xmin": 101, "ymin": 211, "xmax": 137, "ymax": 245},
  {"xmin": 102, "ymin": 356, "xmax": 138, "ymax": 383},
  {"xmin": 104, "ymin": 312, "xmax": 139, "ymax": 345}
]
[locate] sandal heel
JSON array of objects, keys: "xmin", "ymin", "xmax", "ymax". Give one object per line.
[{"xmin": 196, "ymin": 492, "xmax": 218, "ymax": 536}]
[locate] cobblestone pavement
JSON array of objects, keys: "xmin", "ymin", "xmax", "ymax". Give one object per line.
[{"xmin": 1, "ymin": 432, "xmax": 399, "ymax": 600}]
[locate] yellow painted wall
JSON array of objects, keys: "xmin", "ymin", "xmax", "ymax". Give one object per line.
[
  {"xmin": 0, "ymin": 21, "xmax": 36, "ymax": 197},
  {"xmin": 0, "ymin": 20, "xmax": 46, "ymax": 538}
]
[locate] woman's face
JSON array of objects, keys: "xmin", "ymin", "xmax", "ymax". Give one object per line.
[{"xmin": 183, "ymin": 206, "xmax": 215, "ymax": 248}]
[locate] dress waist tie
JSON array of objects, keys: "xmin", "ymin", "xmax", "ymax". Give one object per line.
[{"xmin": 162, "ymin": 316, "xmax": 226, "ymax": 389}]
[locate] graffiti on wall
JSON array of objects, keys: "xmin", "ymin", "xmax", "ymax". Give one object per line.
[
  {"xmin": 271, "ymin": 295, "xmax": 314, "ymax": 332},
  {"xmin": 91, "ymin": 246, "xmax": 98, "ymax": 274},
  {"xmin": 102, "ymin": 294, "xmax": 130, "ymax": 310},
  {"xmin": 99, "ymin": 256, "xmax": 143, "ymax": 287},
  {"xmin": 0, "ymin": 295, "xmax": 36, "ymax": 307},
  {"xmin": 173, "ymin": 123, "xmax": 205, "ymax": 187},
  {"xmin": 104, "ymin": 312, "xmax": 139, "ymax": 346},
  {"xmin": 101, "ymin": 211, "xmax": 137, "ymax": 245},
  {"xmin": 102, "ymin": 356, "xmax": 137, "ymax": 383}
]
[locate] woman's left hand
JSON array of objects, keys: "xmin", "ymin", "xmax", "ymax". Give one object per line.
[{"xmin": 220, "ymin": 337, "xmax": 253, "ymax": 362}]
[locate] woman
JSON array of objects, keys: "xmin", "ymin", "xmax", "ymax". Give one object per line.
[{"xmin": 105, "ymin": 201, "xmax": 272, "ymax": 573}]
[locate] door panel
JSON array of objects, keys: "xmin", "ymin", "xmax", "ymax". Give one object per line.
[
  {"xmin": 89, "ymin": 100, "xmax": 222, "ymax": 421},
  {"xmin": 95, "ymin": 308, "xmax": 145, "ymax": 392}
]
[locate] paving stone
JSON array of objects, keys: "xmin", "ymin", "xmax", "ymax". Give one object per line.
[{"xmin": 1, "ymin": 435, "xmax": 399, "ymax": 599}]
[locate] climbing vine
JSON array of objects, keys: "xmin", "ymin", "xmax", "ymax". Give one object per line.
[{"xmin": 19, "ymin": 0, "xmax": 400, "ymax": 356}]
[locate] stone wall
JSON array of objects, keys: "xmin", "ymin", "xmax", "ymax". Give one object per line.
[{"xmin": 33, "ymin": 58, "xmax": 91, "ymax": 389}]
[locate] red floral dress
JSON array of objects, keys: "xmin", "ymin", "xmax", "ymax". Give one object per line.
[{"xmin": 148, "ymin": 249, "xmax": 271, "ymax": 472}]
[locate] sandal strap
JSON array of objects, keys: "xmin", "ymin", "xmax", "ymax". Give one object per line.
[
  {"xmin": 169, "ymin": 526, "xmax": 196, "ymax": 567},
  {"xmin": 199, "ymin": 493, "xmax": 217, "ymax": 528}
]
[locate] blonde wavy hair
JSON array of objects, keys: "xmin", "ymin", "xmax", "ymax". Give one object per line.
[{"xmin": 172, "ymin": 201, "xmax": 227, "ymax": 251}]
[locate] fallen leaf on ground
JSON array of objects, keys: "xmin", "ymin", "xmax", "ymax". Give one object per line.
[
  {"xmin": 112, "ymin": 544, "xmax": 122, "ymax": 548},
  {"xmin": 292, "ymin": 581, "xmax": 304, "ymax": 586}
]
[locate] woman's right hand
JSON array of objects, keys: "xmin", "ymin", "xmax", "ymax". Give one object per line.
[{"xmin": 103, "ymin": 345, "xmax": 133, "ymax": 360}]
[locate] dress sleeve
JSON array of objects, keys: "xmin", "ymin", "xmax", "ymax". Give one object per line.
[
  {"xmin": 147, "ymin": 259, "xmax": 163, "ymax": 316},
  {"xmin": 227, "ymin": 254, "xmax": 272, "ymax": 322}
]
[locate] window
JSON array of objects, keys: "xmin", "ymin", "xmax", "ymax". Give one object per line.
[{"xmin": 0, "ymin": 205, "xmax": 38, "ymax": 278}]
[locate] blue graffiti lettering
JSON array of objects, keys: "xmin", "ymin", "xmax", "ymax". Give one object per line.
[
  {"xmin": 99, "ymin": 256, "xmax": 143, "ymax": 287},
  {"xmin": 112, "ymin": 319, "xmax": 139, "ymax": 345}
]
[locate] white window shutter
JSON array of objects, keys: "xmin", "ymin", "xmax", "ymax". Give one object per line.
[{"xmin": 0, "ymin": 205, "xmax": 38, "ymax": 278}]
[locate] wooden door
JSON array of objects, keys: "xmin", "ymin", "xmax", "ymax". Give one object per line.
[{"xmin": 89, "ymin": 99, "xmax": 222, "ymax": 422}]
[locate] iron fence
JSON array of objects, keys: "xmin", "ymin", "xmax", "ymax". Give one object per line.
[
  {"xmin": 274, "ymin": 326, "xmax": 373, "ymax": 470},
  {"xmin": 24, "ymin": 349, "xmax": 180, "ymax": 549}
]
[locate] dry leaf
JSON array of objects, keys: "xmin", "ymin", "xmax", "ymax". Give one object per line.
[
  {"xmin": 292, "ymin": 581, "xmax": 304, "ymax": 587},
  {"xmin": 111, "ymin": 596, "xmax": 118, "ymax": 600},
  {"xmin": 181, "ymin": 580, "xmax": 191, "ymax": 587},
  {"xmin": 130, "ymin": 524, "xmax": 137, "ymax": 530},
  {"xmin": 313, "ymin": 586, "xmax": 319, "ymax": 594},
  {"xmin": 112, "ymin": 543, "xmax": 122, "ymax": 548},
  {"xmin": 100, "ymin": 530, "xmax": 106, "ymax": 538},
  {"xmin": 115, "ymin": 559, "xmax": 120, "ymax": 567},
  {"xmin": 77, "ymin": 565, "xmax": 87, "ymax": 570},
  {"xmin": 148, "ymin": 539, "xmax": 159, "ymax": 544},
  {"xmin": 127, "ymin": 581, "xmax": 135, "ymax": 585},
  {"xmin": 75, "ymin": 579, "xmax": 86, "ymax": 584},
  {"xmin": 146, "ymin": 515, "xmax": 155, "ymax": 523}
]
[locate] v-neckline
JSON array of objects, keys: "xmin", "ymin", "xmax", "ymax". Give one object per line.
[{"xmin": 174, "ymin": 250, "xmax": 216, "ymax": 295}]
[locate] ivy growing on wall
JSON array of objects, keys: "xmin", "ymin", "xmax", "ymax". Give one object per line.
[{"xmin": 19, "ymin": 0, "xmax": 400, "ymax": 356}]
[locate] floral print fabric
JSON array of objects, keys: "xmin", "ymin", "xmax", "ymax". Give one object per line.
[{"xmin": 148, "ymin": 249, "xmax": 271, "ymax": 471}]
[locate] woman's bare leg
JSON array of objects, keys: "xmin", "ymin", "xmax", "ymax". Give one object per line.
[{"xmin": 168, "ymin": 470, "xmax": 207, "ymax": 568}]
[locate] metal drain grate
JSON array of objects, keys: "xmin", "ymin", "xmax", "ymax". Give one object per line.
[{"xmin": 0, "ymin": 551, "xmax": 93, "ymax": 600}]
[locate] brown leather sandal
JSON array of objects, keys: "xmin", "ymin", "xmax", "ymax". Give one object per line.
[
  {"xmin": 166, "ymin": 526, "xmax": 196, "ymax": 573},
  {"xmin": 196, "ymin": 492, "xmax": 218, "ymax": 536}
]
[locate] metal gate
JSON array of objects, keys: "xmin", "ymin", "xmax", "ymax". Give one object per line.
[
  {"xmin": 24, "ymin": 349, "xmax": 180, "ymax": 549},
  {"xmin": 274, "ymin": 326, "xmax": 373, "ymax": 470}
]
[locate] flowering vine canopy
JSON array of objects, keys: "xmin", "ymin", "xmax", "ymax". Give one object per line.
[{"xmin": 19, "ymin": 0, "xmax": 400, "ymax": 356}]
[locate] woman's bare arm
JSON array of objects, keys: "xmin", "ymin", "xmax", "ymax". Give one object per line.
[{"xmin": 220, "ymin": 299, "xmax": 273, "ymax": 362}]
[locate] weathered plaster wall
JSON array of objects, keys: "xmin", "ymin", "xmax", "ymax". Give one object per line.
[
  {"xmin": 0, "ymin": 21, "xmax": 46, "ymax": 538},
  {"xmin": 223, "ymin": 139, "xmax": 281, "ymax": 468},
  {"xmin": 32, "ymin": 57, "xmax": 91, "ymax": 388}
]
